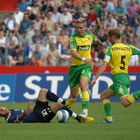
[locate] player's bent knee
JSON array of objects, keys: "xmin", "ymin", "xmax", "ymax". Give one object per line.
[
  {"xmin": 100, "ymin": 94, "xmax": 106, "ymax": 101},
  {"xmin": 40, "ymin": 88, "xmax": 48, "ymax": 94},
  {"xmin": 120, "ymin": 98, "xmax": 131, "ymax": 108},
  {"xmin": 51, "ymin": 103, "xmax": 63, "ymax": 113}
]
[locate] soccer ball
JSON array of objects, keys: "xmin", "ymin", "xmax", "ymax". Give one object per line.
[{"xmin": 56, "ymin": 109, "xmax": 69, "ymax": 123}]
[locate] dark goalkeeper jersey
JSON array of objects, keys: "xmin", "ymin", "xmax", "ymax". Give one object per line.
[
  {"xmin": 6, "ymin": 109, "xmax": 41, "ymax": 123},
  {"xmin": 6, "ymin": 109, "xmax": 24, "ymax": 123}
]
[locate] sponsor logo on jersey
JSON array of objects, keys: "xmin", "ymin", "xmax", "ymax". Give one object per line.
[{"xmin": 77, "ymin": 45, "xmax": 90, "ymax": 50}]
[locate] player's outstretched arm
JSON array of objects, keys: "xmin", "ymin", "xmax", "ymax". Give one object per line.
[
  {"xmin": 91, "ymin": 61, "xmax": 108, "ymax": 86},
  {"xmin": 14, "ymin": 110, "xmax": 32, "ymax": 123}
]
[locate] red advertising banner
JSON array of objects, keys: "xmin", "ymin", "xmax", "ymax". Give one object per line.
[
  {"xmin": 0, "ymin": 0, "xmax": 19, "ymax": 11},
  {"xmin": 0, "ymin": 66, "xmax": 139, "ymax": 74}
]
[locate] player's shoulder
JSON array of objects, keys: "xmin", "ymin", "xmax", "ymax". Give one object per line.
[{"xmin": 85, "ymin": 32, "xmax": 96, "ymax": 37}]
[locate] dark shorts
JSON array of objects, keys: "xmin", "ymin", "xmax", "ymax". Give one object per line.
[{"xmin": 33, "ymin": 100, "xmax": 55, "ymax": 123}]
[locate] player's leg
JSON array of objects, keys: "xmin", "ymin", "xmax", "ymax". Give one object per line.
[
  {"xmin": 38, "ymin": 88, "xmax": 65, "ymax": 105},
  {"xmin": 120, "ymin": 90, "xmax": 140, "ymax": 107},
  {"xmin": 66, "ymin": 66, "xmax": 81, "ymax": 108},
  {"xmin": 51, "ymin": 103, "xmax": 64, "ymax": 113},
  {"xmin": 100, "ymin": 88, "xmax": 115, "ymax": 123},
  {"xmin": 132, "ymin": 90, "xmax": 140, "ymax": 101},
  {"xmin": 66, "ymin": 86, "xmax": 79, "ymax": 108},
  {"xmin": 79, "ymin": 76, "xmax": 90, "ymax": 117},
  {"xmin": 79, "ymin": 65, "xmax": 92, "ymax": 117}
]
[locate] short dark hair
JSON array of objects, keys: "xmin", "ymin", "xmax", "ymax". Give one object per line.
[
  {"xmin": 76, "ymin": 18, "xmax": 86, "ymax": 24},
  {"xmin": 108, "ymin": 29, "xmax": 121, "ymax": 39}
]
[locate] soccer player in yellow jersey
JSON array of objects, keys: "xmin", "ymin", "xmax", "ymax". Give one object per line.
[
  {"xmin": 91, "ymin": 28, "xmax": 140, "ymax": 123},
  {"xmin": 66, "ymin": 18, "xmax": 104, "ymax": 118}
]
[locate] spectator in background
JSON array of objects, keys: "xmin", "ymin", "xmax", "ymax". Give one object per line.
[
  {"xmin": 135, "ymin": 16, "xmax": 140, "ymax": 47},
  {"xmin": 52, "ymin": 6, "xmax": 62, "ymax": 23},
  {"xmin": 28, "ymin": 56, "xmax": 43, "ymax": 66},
  {"xmin": 105, "ymin": 0, "xmax": 115, "ymax": 13},
  {"xmin": 80, "ymin": 0, "xmax": 90, "ymax": 15},
  {"xmin": 7, "ymin": 31, "xmax": 19, "ymax": 47},
  {"xmin": 14, "ymin": 6, "xmax": 24, "ymax": 25},
  {"xmin": 87, "ymin": 7, "xmax": 98, "ymax": 25},
  {"xmin": 32, "ymin": 12, "xmax": 43, "ymax": 30},
  {"xmin": 127, "ymin": 0, "xmax": 139, "ymax": 26},
  {"xmin": 73, "ymin": 7, "xmax": 83, "ymax": 20},
  {"xmin": 44, "ymin": 11, "xmax": 56, "ymax": 32},
  {"xmin": 32, "ymin": 29, "xmax": 43, "ymax": 44},
  {"xmin": 15, "ymin": 55, "xmax": 25, "ymax": 65},
  {"xmin": 40, "ymin": 22, "xmax": 48, "ymax": 36},
  {"xmin": 104, "ymin": 13, "xmax": 118, "ymax": 32},
  {"xmin": 63, "ymin": 0, "xmax": 77, "ymax": 15},
  {"xmin": 91, "ymin": 0, "xmax": 102, "ymax": 18},
  {"xmin": 0, "ymin": 30, "xmax": 6, "ymax": 48},
  {"xmin": 32, "ymin": 45, "xmax": 42, "ymax": 60},
  {"xmin": 42, "ymin": 42, "xmax": 61, "ymax": 66},
  {"xmin": 0, "ymin": 23, "xmax": 7, "ymax": 33},
  {"xmin": 0, "ymin": 56, "xmax": 4, "ymax": 65},
  {"xmin": 26, "ymin": 7, "xmax": 36, "ymax": 21},
  {"xmin": 60, "ymin": 8, "xmax": 72, "ymax": 29},
  {"xmin": 51, "ymin": 22, "xmax": 61, "ymax": 37},
  {"xmin": 43, "ymin": 54, "xmax": 56, "ymax": 66},
  {"xmin": 114, "ymin": 0, "xmax": 127, "ymax": 21},
  {"xmin": 19, "ymin": 0, "xmax": 29, "ymax": 12},
  {"xmin": 20, "ymin": 14, "xmax": 32, "ymax": 33},
  {"xmin": 31, "ymin": 1, "xmax": 40, "ymax": 14},
  {"xmin": 4, "ymin": 13, "xmax": 16, "ymax": 31},
  {"xmin": 57, "ymin": 30, "xmax": 70, "ymax": 55}
]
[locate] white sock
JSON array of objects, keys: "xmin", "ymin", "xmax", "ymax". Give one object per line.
[
  {"xmin": 57, "ymin": 98, "xmax": 63, "ymax": 103},
  {"xmin": 83, "ymin": 109, "xmax": 88, "ymax": 116},
  {"xmin": 71, "ymin": 112, "xmax": 77, "ymax": 118}
]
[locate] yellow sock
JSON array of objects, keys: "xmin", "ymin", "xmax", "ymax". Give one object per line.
[{"xmin": 66, "ymin": 98, "xmax": 76, "ymax": 108}]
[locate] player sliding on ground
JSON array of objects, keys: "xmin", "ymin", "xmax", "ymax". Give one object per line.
[
  {"xmin": 91, "ymin": 29, "xmax": 140, "ymax": 124},
  {"xmin": 0, "ymin": 88, "xmax": 93, "ymax": 123}
]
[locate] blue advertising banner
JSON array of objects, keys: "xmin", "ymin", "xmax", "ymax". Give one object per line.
[
  {"xmin": 0, "ymin": 73, "xmax": 139, "ymax": 102},
  {"xmin": 0, "ymin": 74, "xmax": 16, "ymax": 102},
  {"xmin": 15, "ymin": 74, "xmax": 69, "ymax": 102}
]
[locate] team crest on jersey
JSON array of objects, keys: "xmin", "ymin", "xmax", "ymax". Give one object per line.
[
  {"xmin": 88, "ymin": 37, "xmax": 91, "ymax": 41},
  {"xmin": 70, "ymin": 44, "xmax": 74, "ymax": 48},
  {"xmin": 118, "ymin": 86, "xmax": 124, "ymax": 95},
  {"xmin": 77, "ymin": 40, "xmax": 82, "ymax": 44},
  {"xmin": 70, "ymin": 37, "xmax": 73, "ymax": 43}
]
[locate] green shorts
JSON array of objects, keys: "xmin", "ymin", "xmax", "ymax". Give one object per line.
[
  {"xmin": 68, "ymin": 64, "xmax": 93, "ymax": 88},
  {"xmin": 110, "ymin": 73, "xmax": 130, "ymax": 97}
]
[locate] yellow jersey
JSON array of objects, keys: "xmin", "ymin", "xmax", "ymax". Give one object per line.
[
  {"xmin": 70, "ymin": 32, "xmax": 96, "ymax": 66},
  {"xmin": 104, "ymin": 43, "xmax": 140, "ymax": 75}
]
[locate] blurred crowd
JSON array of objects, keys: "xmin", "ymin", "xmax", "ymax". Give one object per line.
[{"xmin": 0, "ymin": 0, "xmax": 140, "ymax": 66}]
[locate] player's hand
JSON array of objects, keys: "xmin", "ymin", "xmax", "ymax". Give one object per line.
[
  {"xmin": 90, "ymin": 79, "xmax": 97, "ymax": 87},
  {"xmin": 84, "ymin": 59, "xmax": 94, "ymax": 66},
  {"xmin": 24, "ymin": 110, "xmax": 32, "ymax": 115}
]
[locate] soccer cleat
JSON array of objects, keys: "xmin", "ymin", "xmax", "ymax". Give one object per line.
[
  {"xmin": 75, "ymin": 115, "xmax": 86, "ymax": 122},
  {"xmin": 78, "ymin": 111, "xmax": 88, "ymax": 118},
  {"xmin": 65, "ymin": 98, "xmax": 76, "ymax": 108},
  {"xmin": 78, "ymin": 112, "xmax": 94, "ymax": 123},
  {"xmin": 84, "ymin": 117, "xmax": 94, "ymax": 123},
  {"xmin": 76, "ymin": 115, "xmax": 94, "ymax": 123},
  {"xmin": 102, "ymin": 118, "xmax": 113, "ymax": 124}
]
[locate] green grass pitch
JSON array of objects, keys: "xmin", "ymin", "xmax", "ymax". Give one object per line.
[{"xmin": 0, "ymin": 102, "xmax": 140, "ymax": 140}]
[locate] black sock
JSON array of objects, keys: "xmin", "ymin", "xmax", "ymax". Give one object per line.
[
  {"xmin": 62, "ymin": 106, "xmax": 73, "ymax": 116},
  {"xmin": 46, "ymin": 90, "xmax": 59, "ymax": 102}
]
